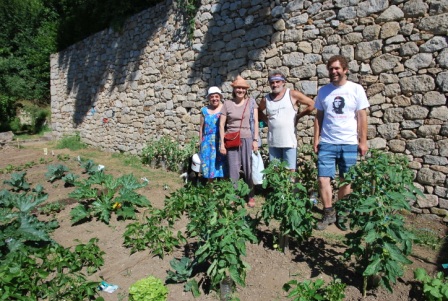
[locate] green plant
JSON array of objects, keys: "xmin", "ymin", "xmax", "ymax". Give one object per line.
[
  {"xmin": 335, "ymin": 150, "xmax": 423, "ymax": 296},
  {"xmin": 296, "ymin": 144, "xmax": 318, "ymax": 195},
  {"xmin": 124, "ymin": 180, "xmax": 258, "ymax": 295},
  {"xmin": 283, "ymin": 278, "xmax": 325, "ymax": 301},
  {"xmin": 69, "ymin": 172, "xmax": 151, "ymax": 224},
  {"xmin": 410, "ymin": 227, "xmax": 445, "ymax": 250},
  {"xmin": 175, "ymin": 0, "xmax": 200, "ymax": 40},
  {"xmin": 166, "ymin": 256, "xmax": 195, "ymax": 283},
  {"xmin": 57, "ymin": 153, "xmax": 71, "ymax": 161},
  {"xmin": 62, "ymin": 172, "xmax": 79, "ymax": 187},
  {"xmin": 141, "ymin": 136, "xmax": 198, "ymax": 172},
  {"xmin": 283, "ymin": 278, "xmax": 346, "ymax": 301},
  {"xmin": 45, "ymin": 164, "xmax": 69, "ymax": 182},
  {"xmin": 3, "ymin": 171, "xmax": 30, "ymax": 191},
  {"xmin": 262, "ymin": 160, "xmax": 315, "ymax": 252},
  {"xmin": 56, "ymin": 132, "xmax": 87, "ymax": 150},
  {"xmin": 38, "ymin": 201, "xmax": 63, "ymax": 216},
  {"xmin": 414, "ymin": 267, "xmax": 448, "ymax": 301},
  {"xmin": 81, "ymin": 159, "xmax": 99, "ymax": 175},
  {"xmin": 129, "ymin": 275, "xmax": 168, "ymax": 301}
]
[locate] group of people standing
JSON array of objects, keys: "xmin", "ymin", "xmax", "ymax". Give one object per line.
[{"xmin": 198, "ymin": 55, "xmax": 369, "ymax": 230}]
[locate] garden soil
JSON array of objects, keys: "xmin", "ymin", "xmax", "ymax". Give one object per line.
[{"xmin": 1, "ymin": 141, "xmax": 447, "ymax": 301}]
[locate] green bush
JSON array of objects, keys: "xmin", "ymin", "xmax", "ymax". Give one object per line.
[
  {"xmin": 129, "ymin": 275, "xmax": 168, "ymax": 301},
  {"xmin": 56, "ymin": 132, "xmax": 87, "ymax": 150}
]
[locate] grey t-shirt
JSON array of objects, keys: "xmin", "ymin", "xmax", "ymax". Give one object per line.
[{"xmin": 221, "ymin": 98, "xmax": 257, "ymax": 139}]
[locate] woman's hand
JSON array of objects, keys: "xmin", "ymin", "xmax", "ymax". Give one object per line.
[
  {"xmin": 252, "ymin": 141, "xmax": 258, "ymax": 152},
  {"xmin": 219, "ymin": 146, "xmax": 227, "ymax": 155}
]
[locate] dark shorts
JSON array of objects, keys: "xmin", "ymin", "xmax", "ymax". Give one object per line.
[{"xmin": 317, "ymin": 142, "xmax": 358, "ymax": 179}]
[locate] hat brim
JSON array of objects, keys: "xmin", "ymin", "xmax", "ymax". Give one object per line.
[
  {"xmin": 206, "ymin": 92, "xmax": 223, "ymax": 98},
  {"xmin": 230, "ymin": 84, "xmax": 250, "ymax": 89}
]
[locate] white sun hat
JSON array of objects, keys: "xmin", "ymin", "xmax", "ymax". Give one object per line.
[{"xmin": 206, "ymin": 86, "xmax": 223, "ymax": 99}]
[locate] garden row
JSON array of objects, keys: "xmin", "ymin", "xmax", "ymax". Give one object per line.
[{"xmin": 1, "ymin": 147, "xmax": 447, "ymax": 300}]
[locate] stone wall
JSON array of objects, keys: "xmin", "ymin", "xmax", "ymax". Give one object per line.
[{"xmin": 50, "ymin": 0, "xmax": 448, "ymax": 220}]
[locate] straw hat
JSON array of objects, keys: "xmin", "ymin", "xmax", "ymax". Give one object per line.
[
  {"xmin": 206, "ymin": 86, "xmax": 223, "ymax": 98},
  {"xmin": 231, "ymin": 75, "xmax": 250, "ymax": 89}
]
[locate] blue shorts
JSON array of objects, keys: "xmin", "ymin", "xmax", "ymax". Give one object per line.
[
  {"xmin": 269, "ymin": 147, "xmax": 297, "ymax": 170},
  {"xmin": 317, "ymin": 142, "xmax": 358, "ymax": 179}
]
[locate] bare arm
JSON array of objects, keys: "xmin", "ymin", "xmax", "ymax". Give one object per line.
[
  {"xmin": 257, "ymin": 97, "xmax": 268, "ymax": 124},
  {"xmin": 199, "ymin": 113, "xmax": 204, "ymax": 146},
  {"xmin": 252, "ymin": 107, "xmax": 259, "ymax": 152},
  {"xmin": 219, "ymin": 114, "xmax": 227, "ymax": 155},
  {"xmin": 357, "ymin": 109, "xmax": 368, "ymax": 156},
  {"xmin": 291, "ymin": 90, "xmax": 315, "ymax": 120},
  {"xmin": 313, "ymin": 109, "xmax": 324, "ymax": 153}
]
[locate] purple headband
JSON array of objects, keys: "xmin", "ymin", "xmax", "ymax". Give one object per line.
[{"xmin": 268, "ymin": 75, "xmax": 286, "ymax": 82}]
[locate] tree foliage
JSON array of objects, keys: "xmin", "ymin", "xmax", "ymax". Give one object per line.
[{"xmin": 0, "ymin": 0, "xmax": 164, "ymax": 124}]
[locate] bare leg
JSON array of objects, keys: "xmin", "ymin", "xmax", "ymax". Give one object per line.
[
  {"xmin": 337, "ymin": 177, "xmax": 351, "ymax": 201},
  {"xmin": 318, "ymin": 176, "xmax": 333, "ymax": 208}
]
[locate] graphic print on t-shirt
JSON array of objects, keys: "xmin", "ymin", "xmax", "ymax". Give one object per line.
[{"xmin": 332, "ymin": 96, "xmax": 345, "ymax": 114}]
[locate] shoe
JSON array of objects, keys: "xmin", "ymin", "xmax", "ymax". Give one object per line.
[
  {"xmin": 316, "ymin": 208, "xmax": 336, "ymax": 230},
  {"xmin": 247, "ymin": 198, "xmax": 255, "ymax": 208}
]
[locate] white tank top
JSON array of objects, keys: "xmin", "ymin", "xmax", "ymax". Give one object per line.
[{"xmin": 265, "ymin": 89, "xmax": 298, "ymax": 148}]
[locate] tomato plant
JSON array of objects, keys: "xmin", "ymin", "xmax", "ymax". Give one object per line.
[
  {"xmin": 335, "ymin": 150, "xmax": 423, "ymax": 296},
  {"xmin": 262, "ymin": 160, "xmax": 315, "ymax": 252}
]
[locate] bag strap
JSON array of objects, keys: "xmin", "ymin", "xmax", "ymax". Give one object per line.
[{"xmin": 237, "ymin": 98, "xmax": 249, "ymax": 131}]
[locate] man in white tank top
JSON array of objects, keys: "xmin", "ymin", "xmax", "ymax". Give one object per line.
[{"xmin": 258, "ymin": 70, "xmax": 315, "ymax": 171}]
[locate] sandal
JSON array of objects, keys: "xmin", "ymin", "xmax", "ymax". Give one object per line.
[{"xmin": 247, "ymin": 198, "xmax": 255, "ymax": 208}]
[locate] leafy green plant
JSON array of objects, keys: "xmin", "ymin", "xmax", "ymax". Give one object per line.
[
  {"xmin": 62, "ymin": 172, "xmax": 79, "ymax": 187},
  {"xmin": 38, "ymin": 201, "xmax": 63, "ymax": 216},
  {"xmin": 283, "ymin": 278, "xmax": 346, "ymax": 301},
  {"xmin": 175, "ymin": 0, "xmax": 200, "ymax": 40},
  {"xmin": 45, "ymin": 164, "xmax": 69, "ymax": 182},
  {"xmin": 124, "ymin": 180, "xmax": 258, "ymax": 295},
  {"xmin": 124, "ymin": 208, "xmax": 185, "ymax": 258},
  {"xmin": 69, "ymin": 172, "xmax": 150, "ymax": 224},
  {"xmin": 166, "ymin": 256, "xmax": 196, "ymax": 283},
  {"xmin": 129, "ymin": 275, "xmax": 168, "ymax": 301},
  {"xmin": 141, "ymin": 136, "xmax": 198, "ymax": 172},
  {"xmin": 335, "ymin": 150, "xmax": 423, "ymax": 296},
  {"xmin": 3, "ymin": 171, "xmax": 30, "ymax": 191},
  {"xmin": 296, "ymin": 144, "xmax": 318, "ymax": 195},
  {"xmin": 414, "ymin": 267, "xmax": 448, "ymax": 301},
  {"xmin": 410, "ymin": 227, "xmax": 445, "ymax": 250},
  {"xmin": 57, "ymin": 153, "xmax": 71, "ymax": 161},
  {"xmin": 73, "ymin": 238, "xmax": 105, "ymax": 275},
  {"xmin": 0, "ymin": 183, "xmax": 105, "ymax": 300},
  {"xmin": 262, "ymin": 160, "xmax": 315, "ymax": 252},
  {"xmin": 56, "ymin": 132, "xmax": 87, "ymax": 150},
  {"xmin": 283, "ymin": 278, "xmax": 325, "ymax": 301},
  {"xmin": 81, "ymin": 159, "xmax": 99, "ymax": 175}
]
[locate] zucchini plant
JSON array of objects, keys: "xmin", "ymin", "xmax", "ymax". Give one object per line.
[
  {"xmin": 69, "ymin": 172, "xmax": 150, "ymax": 224},
  {"xmin": 0, "ymin": 187, "xmax": 104, "ymax": 300},
  {"xmin": 262, "ymin": 160, "xmax": 315, "ymax": 252},
  {"xmin": 335, "ymin": 150, "xmax": 423, "ymax": 296}
]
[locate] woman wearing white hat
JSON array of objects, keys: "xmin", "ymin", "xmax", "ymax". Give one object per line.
[{"xmin": 199, "ymin": 86, "xmax": 227, "ymax": 181}]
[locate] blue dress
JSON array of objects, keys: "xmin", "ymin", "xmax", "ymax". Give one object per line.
[{"xmin": 200, "ymin": 107, "xmax": 227, "ymax": 178}]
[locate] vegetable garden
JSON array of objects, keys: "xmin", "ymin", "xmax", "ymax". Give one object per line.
[{"xmin": 1, "ymin": 139, "xmax": 447, "ymax": 301}]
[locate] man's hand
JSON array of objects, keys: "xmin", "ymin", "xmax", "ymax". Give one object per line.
[{"xmin": 358, "ymin": 142, "xmax": 368, "ymax": 156}]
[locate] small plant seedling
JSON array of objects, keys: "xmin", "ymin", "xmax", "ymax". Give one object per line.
[
  {"xmin": 38, "ymin": 202, "xmax": 63, "ymax": 216},
  {"xmin": 414, "ymin": 268, "xmax": 448, "ymax": 301}
]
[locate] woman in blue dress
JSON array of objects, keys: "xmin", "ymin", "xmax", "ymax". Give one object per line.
[{"xmin": 199, "ymin": 86, "xmax": 227, "ymax": 181}]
